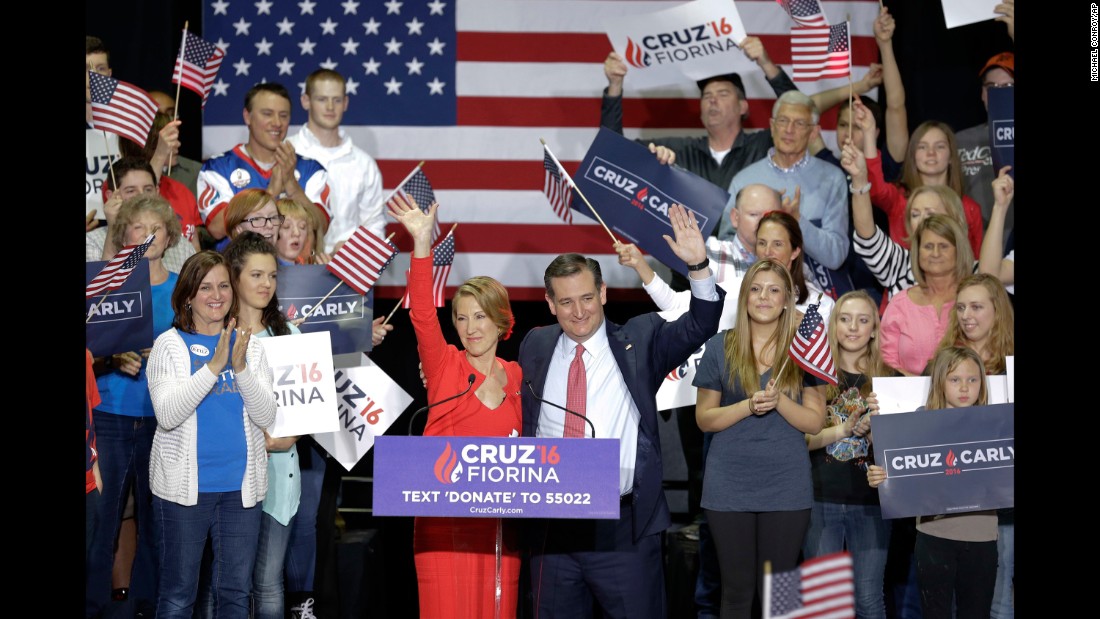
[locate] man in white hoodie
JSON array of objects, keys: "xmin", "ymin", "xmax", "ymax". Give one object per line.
[{"xmin": 288, "ymin": 69, "xmax": 386, "ymax": 255}]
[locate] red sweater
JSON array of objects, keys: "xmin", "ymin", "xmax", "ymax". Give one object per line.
[
  {"xmin": 867, "ymin": 151, "xmax": 983, "ymax": 256},
  {"xmin": 408, "ymin": 256, "xmax": 522, "ymax": 438}
]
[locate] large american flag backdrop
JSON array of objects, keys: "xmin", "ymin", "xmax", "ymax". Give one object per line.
[{"xmin": 201, "ymin": 0, "xmax": 881, "ymax": 301}]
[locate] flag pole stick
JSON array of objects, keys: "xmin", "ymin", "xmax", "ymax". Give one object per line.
[
  {"xmin": 102, "ymin": 132, "xmax": 117, "ymax": 190},
  {"xmin": 301, "ymin": 232, "xmax": 399, "ymax": 324},
  {"xmin": 381, "ymin": 161, "xmax": 426, "ymax": 205},
  {"xmin": 86, "ymin": 291, "xmax": 112, "ymax": 324},
  {"xmin": 381, "ymin": 295, "xmax": 403, "ymax": 327},
  {"xmin": 540, "ymin": 139, "xmax": 619, "ymax": 245},
  {"xmin": 772, "ymin": 291, "xmax": 824, "ymax": 383},
  {"xmin": 169, "ymin": 22, "xmax": 189, "ymax": 173},
  {"xmin": 297, "ymin": 281, "xmax": 344, "ymax": 325},
  {"xmin": 384, "ymin": 225, "xmax": 456, "ymax": 327}
]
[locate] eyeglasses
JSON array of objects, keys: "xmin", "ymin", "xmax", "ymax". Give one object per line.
[
  {"xmin": 982, "ymin": 81, "xmax": 1014, "ymax": 89},
  {"xmin": 244, "ymin": 214, "xmax": 285, "ymax": 228},
  {"xmin": 772, "ymin": 117, "xmax": 815, "ymax": 131}
]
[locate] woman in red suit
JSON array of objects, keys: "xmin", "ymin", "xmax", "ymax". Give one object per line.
[{"xmin": 389, "ymin": 193, "xmax": 523, "ymax": 618}]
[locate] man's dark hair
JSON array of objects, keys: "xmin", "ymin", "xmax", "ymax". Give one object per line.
[
  {"xmin": 244, "ymin": 82, "xmax": 292, "ymax": 111},
  {"xmin": 543, "ymin": 253, "xmax": 604, "ymax": 299},
  {"xmin": 86, "ymin": 36, "xmax": 108, "ymax": 59},
  {"xmin": 105, "ymin": 157, "xmax": 157, "ymax": 192}
]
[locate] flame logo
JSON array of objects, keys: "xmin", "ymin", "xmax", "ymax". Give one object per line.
[
  {"xmin": 637, "ymin": 186, "xmax": 649, "ymax": 201},
  {"xmin": 624, "ymin": 38, "xmax": 650, "ymax": 68},
  {"xmin": 665, "ymin": 363, "xmax": 688, "ymax": 381},
  {"xmin": 434, "ymin": 442, "xmax": 459, "ymax": 485},
  {"xmin": 945, "ymin": 450, "xmax": 957, "ymax": 467},
  {"xmin": 286, "ymin": 304, "xmax": 299, "ymax": 319}
]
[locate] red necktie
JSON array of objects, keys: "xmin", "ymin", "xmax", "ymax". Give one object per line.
[{"xmin": 564, "ymin": 344, "xmax": 587, "ymax": 437}]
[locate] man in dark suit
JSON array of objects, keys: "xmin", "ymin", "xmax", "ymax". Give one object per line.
[{"xmin": 518, "ymin": 205, "xmax": 724, "ymax": 618}]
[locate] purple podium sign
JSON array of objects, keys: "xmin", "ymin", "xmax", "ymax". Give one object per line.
[{"xmin": 373, "ymin": 436, "xmax": 621, "ymax": 519}]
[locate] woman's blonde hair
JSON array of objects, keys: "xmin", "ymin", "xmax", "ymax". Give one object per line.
[
  {"xmin": 937, "ymin": 273, "xmax": 1014, "ymax": 374},
  {"xmin": 276, "ymin": 198, "xmax": 326, "ymax": 261},
  {"xmin": 722, "ymin": 259, "xmax": 802, "ymax": 398},
  {"xmin": 926, "ymin": 346, "xmax": 988, "ymax": 410},
  {"xmin": 904, "ymin": 185, "xmax": 969, "ymax": 244},
  {"xmin": 910, "ymin": 214, "xmax": 973, "ymax": 287}
]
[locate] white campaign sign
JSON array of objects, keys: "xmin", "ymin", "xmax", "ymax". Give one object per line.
[
  {"xmin": 258, "ymin": 331, "xmax": 339, "ymax": 437},
  {"xmin": 941, "ymin": 0, "xmax": 1001, "ymax": 29},
  {"xmin": 873, "ymin": 375, "xmax": 1009, "ymax": 414},
  {"xmin": 604, "ymin": 0, "xmax": 748, "ymax": 89},
  {"xmin": 312, "ymin": 358, "xmax": 414, "ymax": 471}
]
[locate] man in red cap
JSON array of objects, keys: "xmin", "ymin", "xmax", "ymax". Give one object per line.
[{"xmin": 956, "ymin": 49, "xmax": 1014, "ymax": 233}]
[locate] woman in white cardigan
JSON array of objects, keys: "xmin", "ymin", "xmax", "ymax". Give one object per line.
[{"xmin": 146, "ymin": 250, "xmax": 276, "ymax": 619}]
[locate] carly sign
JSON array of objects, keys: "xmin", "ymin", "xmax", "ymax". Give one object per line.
[
  {"xmin": 85, "ymin": 259, "xmax": 154, "ymax": 358},
  {"xmin": 871, "ymin": 403, "xmax": 1014, "ymax": 519},
  {"xmin": 276, "ymin": 264, "xmax": 374, "ymax": 354},
  {"xmin": 373, "ymin": 436, "xmax": 621, "ymax": 519},
  {"xmin": 573, "ymin": 128, "xmax": 728, "ymax": 278}
]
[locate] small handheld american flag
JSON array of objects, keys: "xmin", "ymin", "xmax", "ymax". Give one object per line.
[
  {"xmin": 388, "ymin": 167, "xmax": 441, "ymax": 241},
  {"xmin": 325, "ymin": 228, "xmax": 399, "ymax": 295},
  {"xmin": 88, "ymin": 72, "xmax": 159, "ymax": 147},
  {"xmin": 789, "ymin": 302, "xmax": 838, "ymax": 385},
  {"xmin": 792, "ymin": 21, "xmax": 852, "ymax": 83},
  {"xmin": 777, "ymin": 0, "xmax": 829, "ymax": 28},
  {"xmin": 86, "ymin": 234, "xmax": 156, "ymax": 299},
  {"xmin": 403, "ymin": 229, "xmax": 456, "ymax": 309},
  {"xmin": 172, "ymin": 30, "xmax": 226, "ymax": 107},
  {"xmin": 542, "ymin": 146, "xmax": 573, "ymax": 224},
  {"xmin": 763, "ymin": 551, "xmax": 855, "ymax": 619}
]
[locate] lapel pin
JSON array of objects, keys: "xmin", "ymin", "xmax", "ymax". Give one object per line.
[{"xmin": 625, "ymin": 344, "xmax": 633, "ymax": 350}]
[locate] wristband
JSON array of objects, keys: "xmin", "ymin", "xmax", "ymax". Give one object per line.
[
  {"xmin": 849, "ymin": 181, "xmax": 872, "ymax": 195},
  {"xmin": 686, "ymin": 257, "xmax": 710, "ymax": 272}
]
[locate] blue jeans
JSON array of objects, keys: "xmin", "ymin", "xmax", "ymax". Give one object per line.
[
  {"xmin": 990, "ymin": 518, "xmax": 1014, "ymax": 618},
  {"xmin": 252, "ymin": 512, "xmax": 295, "ymax": 619},
  {"xmin": 85, "ymin": 411, "xmax": 159, "ymax": 618},
  {"xmin": 153, "ymin": 491, "xmax": 262, "ymax": 619},
  {"xmin": 803, "ymin": 501, "xmax": 891, "ymax": 619},
  {"xmin": 286, "ymin": 442, "xmax": 325, "ymax": 592}
]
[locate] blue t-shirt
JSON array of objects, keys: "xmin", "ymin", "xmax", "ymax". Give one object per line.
[
  {"xmin": 179, "ymin": 330, "xmax": 248, "ymax": 492},
  {"xmin": 693, "ymin": 330, "xmax": 826, "ymax": 512},
  {"xmin": 95, "ymin": 272, "xmax": 179, "ymax": 418}
]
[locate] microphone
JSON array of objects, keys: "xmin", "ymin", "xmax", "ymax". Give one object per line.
[
  {"xmin": 408, "ymin": 374, "xmax": 476, "ymax": 436},
  {"xmin": 525, "ymin": 380, "xmax": 596, "ymax": 439}
]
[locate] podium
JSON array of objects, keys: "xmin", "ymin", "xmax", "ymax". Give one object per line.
[{"xmin": 373, "ymin": 436, "xmax": 621, "ymax": 519}]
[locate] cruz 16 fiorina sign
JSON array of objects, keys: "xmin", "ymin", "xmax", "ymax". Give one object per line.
[{"xmin": 373, "ymin": 436, "xmax": 621, "ymax": 519}]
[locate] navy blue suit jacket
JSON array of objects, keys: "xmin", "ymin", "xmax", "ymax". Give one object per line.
[{"xmin": 518, "ymin": 286, "xmax": 725, "ymax": 543}]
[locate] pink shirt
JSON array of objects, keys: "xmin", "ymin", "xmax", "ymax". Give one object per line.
[{"xmin": 880, "ymin": 288, "xmax": 953, "ymax": 375}]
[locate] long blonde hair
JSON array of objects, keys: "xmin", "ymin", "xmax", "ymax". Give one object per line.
[
  {"xmin": 722, "ymin": 259, "xmax": 802, "ymax": 398},
  {"xmin": 926, "ymin": 347, "xmax": 989, "ymax": 410},
  {"xmin": 827, "ymin": 291, "xmax": 896, "ymax": 380},
  {"xmin": 937, "ymin": 273, "xmax": 1014, "ymax": 374}
]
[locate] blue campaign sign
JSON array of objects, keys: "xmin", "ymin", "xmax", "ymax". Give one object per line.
[
  {"xmin": 572, "ymin": 128, "xmax": 730, "ymax": 278},
  {"xmin": 871, "ymin": 403, "xmax": 1014, "ymax": 519},
  {"xmin": 987, "ymin": 87, "xmax": 1014, "ymax": 178},
  {"xmin": 85, "ymin": 260, "xmax": 154, "ymax": 357},
  {"xmin": 276, "ymin": 265, "xmax": 374, "ymax": 355},
  {"xmin": 373, "ymin": 436, "xmax": 621, "ymax": 519}
]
